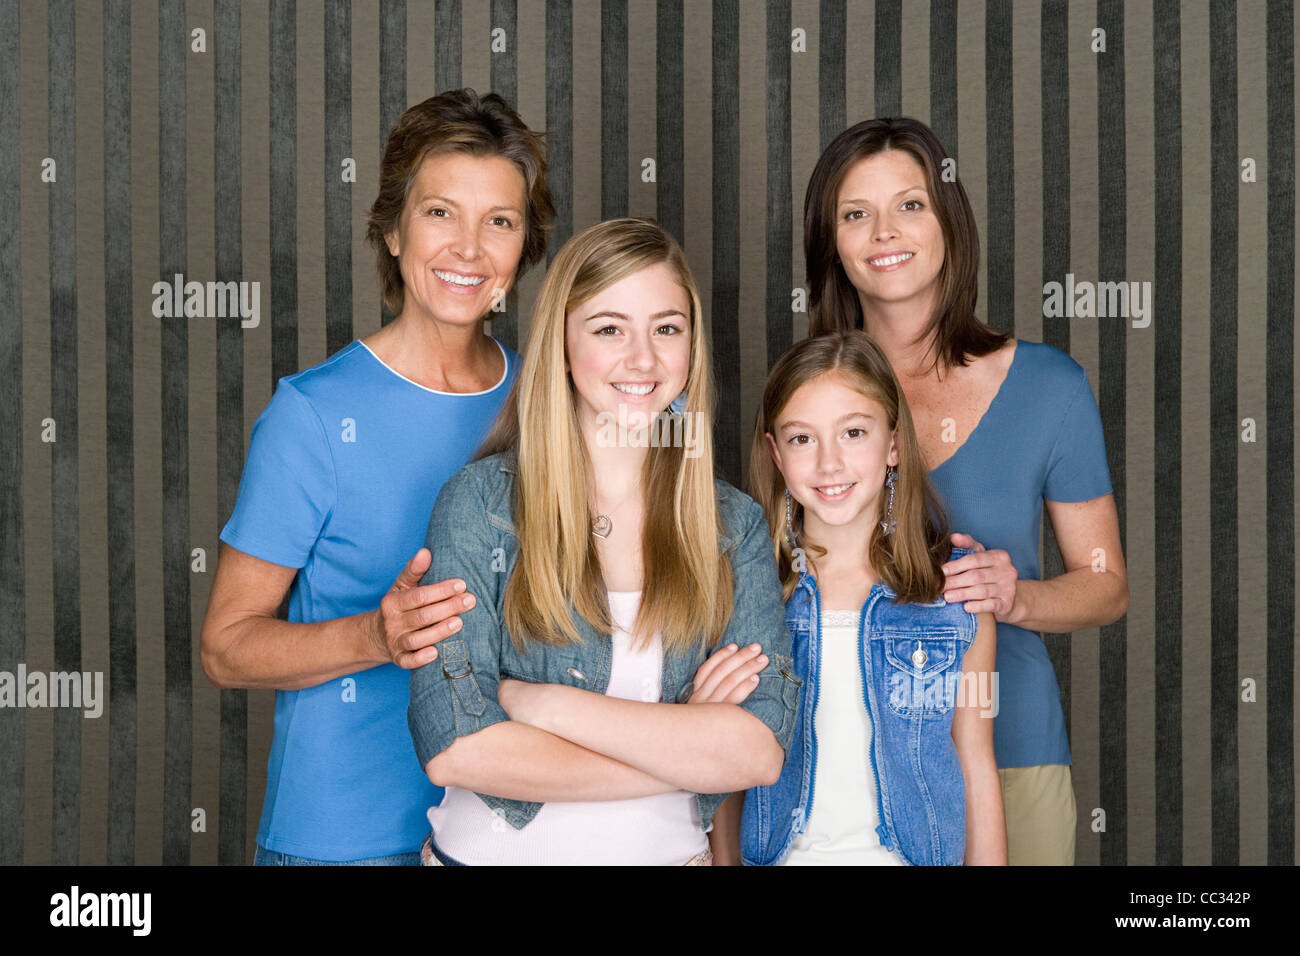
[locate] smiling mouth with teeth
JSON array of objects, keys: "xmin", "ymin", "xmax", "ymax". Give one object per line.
[
  {"xmin": 611, "ymin": 383, "xmax": 657, "ymax": 395},
  {"xmin": 433, "ymin": 269, "xmax": 487, "ymax": 286},
  {"xmin": 868, "ymin": 252, "xmax": 914, "ymax": 266},
  {"xmin": 815, "ymin": 482, "xmax": 857, "ymax": 495}
]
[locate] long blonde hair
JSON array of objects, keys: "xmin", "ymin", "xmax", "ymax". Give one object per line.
[
  {"xmin": 475, "ymin": 218, "xmax": 733, "ymax": 654},
  {"xmin": 747, "ymin": 331, "xmax": 951, "ymax": 603}
]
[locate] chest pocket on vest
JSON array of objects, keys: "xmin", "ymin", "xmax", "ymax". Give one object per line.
[{"xmin": 879, "ymin": 628, "xmax": 961, "ymax": 718}]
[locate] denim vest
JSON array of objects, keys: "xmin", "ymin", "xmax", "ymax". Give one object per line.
[
  {"xmin": 406, "ymin": 450, "xmax": 801, "ymax": 833},
  {"xmin": 739, "ymin": 549, "xmax": 978, "ymax": 866}
]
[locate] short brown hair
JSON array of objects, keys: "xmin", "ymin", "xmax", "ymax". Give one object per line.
[
  {"xmin": 804, "ymin": 117, "xmax": 1008, "ymax": 371},
  {"xmin": 366, "ymin": 88, "xmax": 555, "ymax": 316}
]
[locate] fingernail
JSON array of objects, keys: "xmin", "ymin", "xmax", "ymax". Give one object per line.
[
  {"xmin": 728, "ymin": 643, "xmax": 738, "ymax": 651},
  {"xmin": 454, "ymin": 580, "xmax": 466, "ymax": 593},
  {"xmin": 751, "ymin": 675, "xmax": 759, "ymax": 683},
  {"xmin": 463, "ymin": 595, "xmax": 475, "ymax": 608},
  {"xmin": 750, "ymin": 643, "xmax": 761, "ymax": 650},
  {"xmin": 430, "ymin": 648, "xmax": 438, "ymax": 660},
  {"xmin": 449, "ymin": 618, "xmax": 461, "ymax": 630},
  {"xmin": 758, "ymin": 655, "xmax": 768, "ymax": 664}
]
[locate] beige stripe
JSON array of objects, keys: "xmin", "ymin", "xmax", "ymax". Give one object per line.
[
  {"xmin": 626, "ymin": 0, "xmax": 657, "ymax": 222},
  {"xmin": 514, "ymin": 0, "xmax": 548, "ymax": 340},
  {"xmin": 571, "ymin": 0, "xmax": 601, "ymax": 231},
  {"xmin": 738, "ymin": 0, "xmax": 766, "ymax": 490},
  {"xmin": 1012, "ymin": 0, "xmax": 1042, "ymax": 345},
  {"xmin": 899, "ymin": 0, "xmax": 928, "ymax": 120},
  {"xmin": 956, "ymin": 0, "xmax": 988, "ymax": 328},
  {"xmin": 682, "ymin": 0, "xmax": 712, "ymax": 338},
  {"xmin": 353, "ymin": 0, "xmax": 381, "ymax": 340}
]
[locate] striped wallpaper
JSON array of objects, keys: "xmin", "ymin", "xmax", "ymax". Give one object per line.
[{"xmin": 0, "ymin": 0, "xmax": 1295, "ymax": 865}]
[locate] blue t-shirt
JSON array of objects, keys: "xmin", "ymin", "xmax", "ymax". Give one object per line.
[
  {"xmin": 928, "ymin": 340, "xmax": 1112, "ymax": 769},
  {"xmin": 220, "ymin": 337, "xmax": 519, "ymax": 860}
]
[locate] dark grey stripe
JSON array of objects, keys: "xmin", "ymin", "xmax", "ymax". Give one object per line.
[
  {"xmin": 104, "ymin": 0, "xmax": 138, "ymax": 867},
  {"xmin": 1265, "ymin": 0, "xmax": 1295, "ymax": 867},
  {"xmin": 601, "ymin": 0, "xmax": 627, "ymax": 219},
  {"xmin": 435, "ymin": 0, "xmax": 461, "ymax": 94},
  {"xmin": 545, "ymin": 0, "xmax": 573, "ymax": 258},
  {"xmin": 326, "ymin": 0, "xmax": 352, "ymax": 357},
  {"xmin": 0, "ymin": 0, "xmax": 23, "ymax": 867},
  {"xmin": 1208, "ymin": 0, "xmax": 1239, "ymax": 866},
  {"xmin": 656, "ymin": 0, "xmax": 684, "ymax": 244},
  {"xmin": 214, "ymin": 0, "xmax": 246, "ymax": 867},
  {"xmin": 1039, "ymin": 0, "xmax": 1070, "ymax": 734},
  {"xmin": 984, "ymin": 0, "xmax": 1013, "ymax": 335},
  {"xmin": 818, "ymin": 0, "xmax": 845, "ymax": 151},
  {"xmin": 766, "ymin": 0, "xmax": 791, "ymax": 365},
  {"xmin": 929, "ymin": 0, "xmax": 957, "ymax": 157},
  {"xmin": 160, "ymin": 0, "xmax": 191, "ymax": 866},
  {"xmin": 1152, "ymin": 0, "xmax": 1183, "ymax": 865},
  {"xmin": 712, "ymin": 0, "xmax": 741, "ymax": 486},
  {"xmin": 379, "ymin": 0, "xmax": 405, "ymax": 326},
  {"xmin": 490, "ymin": 0, "xmax": 519, "ymax": 352},
  {"xmin": 874, "ymin": 0, "xmax": 900, "ymax": 116},
  {"xmin": 1096, "ymin": 0, "xmax": 1127, "ymax": 866},
  {"xmin": 270, "ymin": 1, "xmax": 298, "ymax": 385},
  {"xmin": 48, "ymin": 0, "xmax": 81, "ymax": 867}
]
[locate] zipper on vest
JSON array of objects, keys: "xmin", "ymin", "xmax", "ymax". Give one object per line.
[{"xmin": 802, "ymin": 583, "xmax": 822, "ymax": 841}]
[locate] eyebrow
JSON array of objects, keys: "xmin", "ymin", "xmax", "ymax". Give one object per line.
[
  {"xmin": 414, "ymin": 194, "xmax": 524, "ymax": 214},
  {"xmin": 837, "ymin": 186, "xmax": 927, "ymax": 207},
  {"xmin": 779, "ymin": 412, "xmax": 877, "ymax": 430},
  {"xmin": 583, "ymin": 309, "xmax": 688, "ymax": 322}
]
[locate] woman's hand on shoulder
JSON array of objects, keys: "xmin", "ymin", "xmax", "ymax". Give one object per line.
[
  {"xmin": 682, "ymin": 643, "xmax": 767, "ymax": 705},
  {"xmin": 942, "ymin": 532, "xmax": 1020, "ymax": 623}
]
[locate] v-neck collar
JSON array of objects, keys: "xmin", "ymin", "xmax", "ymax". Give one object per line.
[{"xmin": 928, "ymin": 339, "xmax": 1021, "ymax": 478}]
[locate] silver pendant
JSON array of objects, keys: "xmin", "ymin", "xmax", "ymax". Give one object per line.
[{"xmin": 592, "ymin": 514, "xmax": 612, "ymax": 539}]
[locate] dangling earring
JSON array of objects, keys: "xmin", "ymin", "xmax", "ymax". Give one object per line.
[
  {"xmin": 880, "ymin": 467, "xmax": 898, "ymax": 537},
  {"xmin": 784, "ymin": 489, "xmax": 798, "ymax": 549}
]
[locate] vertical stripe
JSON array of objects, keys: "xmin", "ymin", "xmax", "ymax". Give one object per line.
[
  {"xmin": 159, "ymin": 0, "xmax": 191, "ymax": 865},
  {"xmin": 819, "ymin": 0, "xmax": 845, "ymax": 152},
  {"xmin": 105, "ymin": 0, "xmax": 137, "ymax": 867},
  {"xmin": 929, "ymin": 0, "xmax": 956, "ymax": 157},
  {"xmin": 1208, "ymin": 0, "xmax": 1239, "ymax": 866},
  {"xmin": 1265, "ymin": 0, "xmax": 1295, "ymax": 867},
  {"xmin": 985, "ymin": 0, "xmax": 1013, "ymax": 335},
  {"xmin": 766, "ymin": 0, "xmax": 791, "ymax": 365},
  {"xmin": 379, "ymin": 0, "xmax": 405, "ymax": 327},
  {"xmin": 600, "ymin": 0, "xmax": 627, "ymax": 219},
  {"xmin": 0, "ymin": 0, "xmax": 22, "ymax": 867},
  {"xmin": 1039, "ymin": 0, "xmax": 1070, "ymax": 737},
  {"xmin": 545, "ymin": 0, "xmax": 573, "ymax": 256},
  {"xmin": 1152, "ymin": 0, "xmax": 1183, "ymax": 866},
  {"xmin": 489, "ymin": 0, "xmax": 519, "ymax": 351},
  {"xmin": 712, "ymin": 0, "xmax": 740, "ymax": 486},
  {"xmin": 1096, "ymin": 0, "xmax": 1127, "ymax": 866},
  {"xmin": 270, "ymin": 1, "xmax": 298, "ymax": 385},
  {"xmin": 326, "ymin": 1, "xmax": 352, "ymax": 357},
  {"xmin": 874, "ymin": 0, "xmax": 900, "ymax": 116},
  {"xmin": 436, "ymin": 0, "xmax": 462, "ymax": 93},
  {"xmin": 47, "ymin": 0, "xmax": 80, "ymax": 867},
  {"xmin": 214, "ymin": 0, "xmax": 246, "ymax": 867},
  {"xmin": 656, "ymin": 0, "xmax": 684, "ymax": 244}
]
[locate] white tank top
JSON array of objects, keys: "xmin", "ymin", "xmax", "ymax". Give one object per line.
[
  {"xmin": 427, "ymin": 590, "xmax": 710, "ymax": 865},
  {"xmin": 782, "ymin": 608, "xmax": 904, "ymax": 866}
]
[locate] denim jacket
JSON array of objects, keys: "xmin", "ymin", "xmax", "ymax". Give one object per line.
[
  {"xmin": 406, "ymin": 449, "xmax": 801, "ymax": 832},
  {"xmin": 739, "ymin": 549, "xmax": 978, "ymax": 866}
]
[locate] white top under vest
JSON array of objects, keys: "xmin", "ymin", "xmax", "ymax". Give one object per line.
[
  {"xmin": 426, "ymin": 589, "xmax": 710, "ymax": 865},
  {"xmin": 782, "ymin": 608, "xmax": 904, "ymax": 866}
]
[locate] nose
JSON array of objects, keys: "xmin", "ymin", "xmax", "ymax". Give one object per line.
[
  {"xmin": 872, "ymin": 209, "xmax": 900, "ymax": 243},
  {"xmin": 449, "ymin": 220, "xmax": 482, "ymax": 261},
  {"xmin": 815, "ymin": 437, "xmax": 844, "ymax": 474},
  {"xmin": 623, "ymin": 325, "xmax": 655, "ymax": 372}
]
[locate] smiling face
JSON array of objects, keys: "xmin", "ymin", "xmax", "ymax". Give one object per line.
[
  {"xmin": 766, "ymin": 370, "xmax": 899, "ymax": 539},
  {"xmin": 835, "ymin": 148, "xmax": 946, "ymax": 321},
  {"xmin": 564, "ymin": 260, "xmax": 693, "ymax": 437},
  {"xmin": 384, "ymin": 151, "xmax": 527, "ymax": 327}
]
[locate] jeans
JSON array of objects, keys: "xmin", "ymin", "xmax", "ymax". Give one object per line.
[{"xmin": 254, "ymin": 843, "xmax": 422, "ymax": 866}]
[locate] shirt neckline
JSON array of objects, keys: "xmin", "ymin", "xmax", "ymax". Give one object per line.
[
  {"xmin": 928, "ymin": 339, "xmax": 1021, "ymax": 478},
  {"xmin": 357, "ymin": 337, "xmax": 509, "ymax": 396}
]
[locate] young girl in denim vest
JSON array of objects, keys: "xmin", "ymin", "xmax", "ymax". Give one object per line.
[{"xmin": 717, "ymin": 330, "xmax": 1005, "ymax": 865}]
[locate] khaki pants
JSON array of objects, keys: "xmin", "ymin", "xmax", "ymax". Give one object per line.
[{"xmin": 997, "ymin": 764, "xmax": 1076, "ymax": 865}]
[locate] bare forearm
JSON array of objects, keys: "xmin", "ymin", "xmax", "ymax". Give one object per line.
[
  {"xmin": 1009, "ymin": 569, "xmax": 1128, "ymax": 633},
  {"xmin": 963, "ymin": 761, "xmax": 1007, "ymax": 865},
  {"xmin": 709, "ymin": 792, "xmax": 745, "ymax": 865},
  {"xmin": 523, "ymin": 685, "xmax": 781, "ymax": 792},
  {"xmin": 432, "ymin": 721, "xmax": 682, "ymax": 802},
  {"xmin": 201, "ymin": 611, "xmax": 385, "ymax": 691}
]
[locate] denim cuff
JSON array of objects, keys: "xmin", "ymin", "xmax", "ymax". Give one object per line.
[
  {"xmin": 737, "ymin": 650, "xmax": 802, "ymax": 758},
  {"xmin": 407, "ymin": 641, "xmax": 512, "ymax": 773}
]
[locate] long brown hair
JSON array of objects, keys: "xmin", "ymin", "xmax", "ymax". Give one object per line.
[
  {"xmin": 748, "ymin": 330, "xmax": 951, "ymax": 603},
  {"xmin": 475, "ymin": 218, "xmax": 733, "ymax": 655},
  {"xmin": 365, "ymin": 88, "xmax": 555, "ymax": 316},
  {"xmin": 804, "ymin": 116, "xmax": 1008, "ymax": 371}
]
